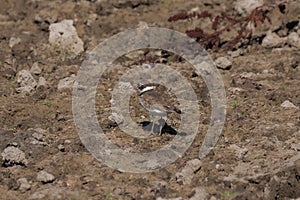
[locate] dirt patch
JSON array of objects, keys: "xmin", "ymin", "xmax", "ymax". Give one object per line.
[{"xmin": 0, "ymin": 0, "xmax": 299, "ymax": 199}]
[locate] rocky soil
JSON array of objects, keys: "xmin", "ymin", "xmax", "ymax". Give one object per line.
[{"xmin": 0, "ymin": 0, "xmax": 299, "ymax": 199}]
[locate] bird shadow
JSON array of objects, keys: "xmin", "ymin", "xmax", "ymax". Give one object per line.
[{"xmin": 139, "ymin": 121, "xmax": 179, "ymax": 135}]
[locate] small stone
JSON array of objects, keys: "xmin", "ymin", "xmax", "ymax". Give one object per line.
[
  {"xmin": 137, "ymin": 21, "xmax": 148, "ymax": 29},
  {"xmin": 16, "ymin": 70, "xmax": 37, "ymax": 93},
  {"xmin": 156, "ymin": 197, "xmax": 183, "ymax": 200},
  {"xmin": 57, "ymin": 74, "xmax": 76, "ymax": 91},
  {"xmin": 287, "ymin": 32, "xmax": 300, "ymax": 49},
  {"xmin": 32, "ymin": 132, "xmax": 44, "ymax": 142},
  {"xmin": 234, "ymin": 0, "xmax": 264, "ymax": 14},
  {"xmin": 281, "ymin": 100, "xmax": 298, "ymax": 109},
  {"xmin": 58, "ymin": 144, "xmax": 65, "ymax": 152},
  {"xmin": 49, "ymin": 20, "xmax": 84, "ymax": 58},
  {"xmin": 30, "ymin": 129, "xmax": 47, "ymax": 146},
  {"xmin": 37, "ymin": 170, "xmax": 55, "ymax": 183},
  {"xmin": 125, "ymin": 50, "xmax": 145, "ymax": 60},
  {"xmin": 18, "ymin": 178, "xmax": 31, "ymax": 192},
  {"xmin": 29, "ymin": 186, "xmax": 79, "ymax": 199},
  {"xmin": 9, "ymin": 37, "xmax": 21, "ymax": 48},
  {"xmin": 109, "ymin": 112, "xmax": 124, "ymax": 125},
  {"xmin": 37, "ymin": 77, "xmax": 47, "ymax": 89},
  {"xmin": 240, "ymin": 72, "xmax": 255, "ymax": 79},
  {"xmin": 262, "ymin": 31, "xmax": 286, "ymax": 48},
  {"xmin": 228, "ymin": 49, "xmax": 242, "ymax": 58},
  {"xmin": 215, "ymin": 57, "xmax": 232, "ymax": 70},
  {"xmin": 64, "ymin": 139, "xmax": 71, "ymax": 144},
  {"xmin": 291, "ymin": 143, "xmax": 300, "ymax": 151},
  {"xmin": 113, "ymin": 187, "xmax": 125, "ymax": 195},
  {"xmin": 176, "ymin": 159, "xmax": 202, "ymax": 185},
  {"xmin": 30, "ymin": 62, "xmax": 42, "ymax": 75},
  {"xmin": 1, "ymin": 146, "xmax": 28, "ymax": 166},
  {"xmin": 228, "ymin": 144, "xmax": 248, "ymax": 159},
  {"xmin": 189, "ymin": 187, "xmax": 209, "ymax": 200}
]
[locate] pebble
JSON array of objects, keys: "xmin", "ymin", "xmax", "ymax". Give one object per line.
[
  {"xmin": 1, "ymin": 146, "xmax": 28, "ymax": 166},
  {"xmin": 108, "ymin": 112, "xmax": 124, "ymax": 125},
  {"xmin": 30, "ymin": 132, "xmax": 47, "ymax": 144},
  {"xmin": 9, "ymin": 36, "xmax": 21, "ymax": 48},
  {"xmin": 234, "ymin": 0, "xmax": 264, "ymax": 14},
  {"xmin": 228, "ymin": 144, "xmax": 248, "ymax": 159},
  {"xmin": 175, "ymin": 159, "xmax": 202, "ymax": 185},
  {"xmin": 18, "ymin": 178, "xmax": 31, "ymax": 192},
  {"xmin": 228, "ymin": 49, "xmax": 242, "ymax": 58},
  {"xmin": 64, "ymin": 139, "xmax": 71, "ymax": 144},
  {"xmin": 240, "ymin": 72, "xmax": 255, "ymax": 79},
  {"xmin": 30, "ymin": 62, "xmax": 42, "ymax": 75},
  {"xmin": 49, "ymin": 20, "xmax": 84, "ymax": 58},
  {"xmin": 37, "ymin": 170, "xmax": 55, "ymax": 183},
  {"xmin": 281, "ymin": 100, "xmax": 299, "ymax": 109},
  {"xmin": 16, "ymin": 70, "xmax": 37, "ymax": 93},
  {"xmin": 29, "ymin": 186, "xmax": 79, "ymax": 199},
  {"xmin": 215, "ymin": 57, "xmax": 232, "ymax": 70},
  {"xmin": 262, "ymin": 31, "xmax": 286, "ymax": 48},
  {"xmin": 57, "ymin": 74, "xmax": 76, "ymax": 91},
  {"xmin": 156, "ymin": 197, "xmax": 183, "ymax": 200},
  {"xmin": 58, "ymin": 144, "xmax": 65, "ymax": 152},
  {"xmin": 189, "ymin": 187, "xmax": 209, "ymax": 200},
  {"xmin": 125, "ymin": 50, "xmax": 145, "ymax": 60},
  {"xmin": 37, "ymin": 77, "xmax": 47, "ymax": 89},
  {"xmin": 287, "ymin": 32, "xmax": 300, "ymax": 49}
]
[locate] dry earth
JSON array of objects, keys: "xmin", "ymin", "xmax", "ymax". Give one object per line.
[{"xmin": 0, "ymin": 0, "xmax": 299, "ymax": 199}]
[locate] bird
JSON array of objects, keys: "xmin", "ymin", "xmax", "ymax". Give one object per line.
[{"xmin": 137, "ymin": 84, "xmax": 181, "ymax": 135}]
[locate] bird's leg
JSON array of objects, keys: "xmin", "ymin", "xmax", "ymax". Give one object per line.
[
  {"xmin": 150, "ymin": 114, "xmax": 155, "ymax": 134},
  {"xmin": 158, "ymin": 117, "xmax": 165, "ymax": 136}
]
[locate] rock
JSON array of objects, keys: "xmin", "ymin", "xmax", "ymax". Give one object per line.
[
  {"xmin": 64, "ymin": 139, "xmax": 71, "ymax": 144},
  {"xmin": 49, "ymin": 20, "xmax": 84, "ymax": 58},
  {"xmin": 176, "ymin": 159, "xmax": 202, "ymax": 185},
  {"xmin": 1, "ymin": 146, "xmax": 28, "ymax": 166},
  {"xmin": 125, "ymin": 50, "xmax": 145, "ymax": 60},
  {"xmin": 57, "ymin": 74, "xmax": 76, "ymax": 91},
  {"xmin": 287, "ymin": 32, "xmax": 300, "ymax": 49},
  {"xmin": 234, "ymin": 0, "xmax": 264, "ymax": 14},
  {"xmin": 150, "ymin": 180, "xmax": 167, "ymax": 192},
  {"xmin": 30, "ymin": 130, "xmax": 48, "ymax": 146},
  {"xmin": 113, "ymin": 187, "xmax": 125, "ymax": 195},
  {"xmin": 18, "ymin": 178, "xmax": 31, "ymax": 192},
  {"xmin": 30, "ymin": 62, "xmax": 42, "ymax": 75},
  {"xmin": 29, "ymin": 186, "xmax": 79, "ymax": 199},
  {"xmin": 37, "ymin": 77, "xmax": 47, "ymax": 89},
  {"xmin": 215, "ymin": 57, "xmax": 232, "ymax": 70},
  {"xmin": 262, "ymin": 31, "xmax": 286, "ymax": 48},
  {"xmin": 109, "ymin": 112, "xmax": 124, "ymax": 125},
  {"xmin": 58, "ymin": 144, "xmax": 65, "ymax": 152},
  {"xmin": 16, "ymin": 70, "xmax": 37, "ymax": 93},
  {"xmin": 156, "ymin": 197, "xmax": 183, "ymax": 200},
  {"xmin": 228, "ymin": 49, "xmax": 242, "ymax": 58},
  {"xmin": 240, "ymin": 72, "xmax": 255, "ymax": 79},
  {"xmin": 9, "ymin": 37, "xmax": 21, "ymax": 48},
  {"xmin": 228, "ymin": 144, "xmax": 248, "ymax": 159},
  {"xmin": 189, "ymin": 187, "xmax": 209, "ymax": 200},
  {"xmin": 37, "ymin": 170, "xmax": 55, "ymax": 183},
  {"xmin": 281, "ymin": 100, "xmax": 299, "ymax": 109},
  {"xmin": 137, "ymin": 21, "xmax": 148, "ymax": 29},
  {"xmin": 32, "ymin": 132, "xmax": 44, "ymax": 141},
  {"xmin": 2, "ymin": 57, "xmax": 16, "ymax": 79},
  {"xmin": 33, "ymin": 128, "xmax": 47, "ymax": 134},
  {"xmin": 291, "ymin": 143, "xmax": 300, "ymax": 151}
]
